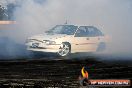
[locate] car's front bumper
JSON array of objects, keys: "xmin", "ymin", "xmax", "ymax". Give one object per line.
[{"xmin": 26, "ymin": 43, "xmax": 61, "ymax": 53}]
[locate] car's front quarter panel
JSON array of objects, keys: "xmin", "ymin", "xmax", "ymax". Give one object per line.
[{"xmin": 26, "ymin": 37, "xmax": 60, "ymax": 53}]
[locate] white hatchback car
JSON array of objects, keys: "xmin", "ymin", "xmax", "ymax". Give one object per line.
[{"xmin": 26, "ymin": 25, "xmax": 108, "ymax": 56}]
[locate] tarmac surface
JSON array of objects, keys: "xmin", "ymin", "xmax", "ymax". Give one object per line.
[{"xmin": 0, "ymin": 55, "xmax": 132, "ymax": 88}]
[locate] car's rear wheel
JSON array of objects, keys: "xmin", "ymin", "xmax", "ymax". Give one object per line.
[
  {"xmin": 58, "ymin": 42, "xmax": 71, "ymax": 57},
  {"xmin": 96, "ymin": 42, "xmax": 106, "ymax": 52}
]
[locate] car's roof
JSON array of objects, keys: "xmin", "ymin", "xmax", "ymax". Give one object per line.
[
  {"xmin": 56, "ymin": 24, "xmax": 96, "ymax": 28},
  {"xmin": 56, "ymin": 24, "xmax": 77, "ymax": 26},
  {"xmin": 79, "ymin": 25, "xmax": 96, "ymax": 28}
]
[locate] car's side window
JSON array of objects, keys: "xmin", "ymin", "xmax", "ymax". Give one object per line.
[
  {"xmin": 75, "ymin": 26, "xmax": 103, "ymax": 37},
  {"xmin": 96, "ymin": 28, "xmax": 104, "ymax": 36},
  {"xmin": 75, "ymin": 26, "xmax": 87, "ymax": 37},
  {"xmin": 86, "ymin": 27, "xmax": 96, "ymax": 37},
  {"xmin": 86, "ymin": 27, "xmax": 103, "ymax": 37}
]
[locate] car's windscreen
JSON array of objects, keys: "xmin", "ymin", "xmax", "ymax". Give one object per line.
[{"xmin": 46, "ymin": 25, "xmax": 77, "ymax": 35}]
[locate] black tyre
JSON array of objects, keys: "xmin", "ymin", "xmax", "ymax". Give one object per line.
[{"xmin": 96, "ymin": 42, "xmax": 106, "ymax": 52}]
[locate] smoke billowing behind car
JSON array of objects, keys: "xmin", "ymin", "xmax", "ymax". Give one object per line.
[{"xmin": 26, "ymin": 24, "xmax": 108, "ymax": 56}]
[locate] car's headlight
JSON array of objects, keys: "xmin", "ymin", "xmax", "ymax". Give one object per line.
[{"xmin": 43, "ymin": 40, "xmax": 56, "ymax": 45}]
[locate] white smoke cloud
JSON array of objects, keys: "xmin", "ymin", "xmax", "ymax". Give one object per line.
[{"xmin": 1, "ymin": 0, "xmax": 132, "ymax": 56}]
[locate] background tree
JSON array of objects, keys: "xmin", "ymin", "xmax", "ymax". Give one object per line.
[{"xmin": 0, "ymin": 4, "xmax": 16, "ymax": 20}]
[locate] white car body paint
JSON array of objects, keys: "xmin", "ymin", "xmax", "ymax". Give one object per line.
[{"xmin": 26, "ymin": 25, "xmax": 108, "ymax": 55}]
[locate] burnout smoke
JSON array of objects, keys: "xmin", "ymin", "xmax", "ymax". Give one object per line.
[{"xmin": 0, "ymin": 0, "xmax": 132, "ymax": 59}]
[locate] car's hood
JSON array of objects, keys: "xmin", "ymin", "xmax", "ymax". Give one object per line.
[{"xmin": 28, "ymin": 33, "xmax": 70, "ymax": 41}]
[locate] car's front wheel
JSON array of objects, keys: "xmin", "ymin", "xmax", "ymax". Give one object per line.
[{"xmin": 58, "ymin": 42, "xmax": 71, "ymax": 57}]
